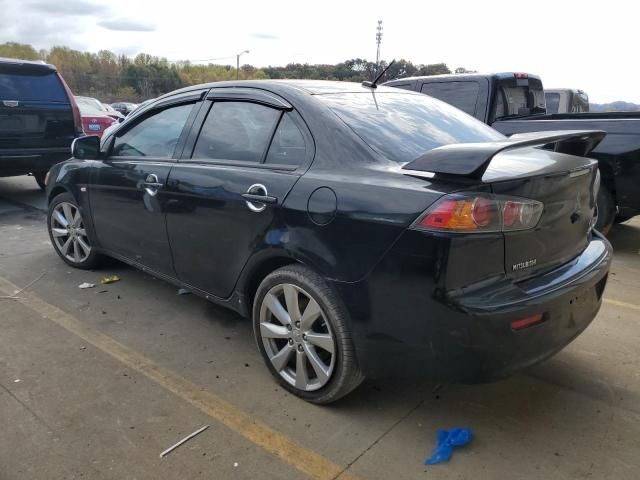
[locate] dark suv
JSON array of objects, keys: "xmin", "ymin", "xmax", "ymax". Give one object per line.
[{"xmin": 0, "ymin": 57, "xmax": 83, "ymax": 189}]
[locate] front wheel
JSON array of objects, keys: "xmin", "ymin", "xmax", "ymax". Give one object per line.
[
  {"xmin": 47, "ymin": 192, "xmax": 102, "ymax": 269},
  {"xmin": 253, "ymin": 265, "xmax": 364, "ymax": 404}
]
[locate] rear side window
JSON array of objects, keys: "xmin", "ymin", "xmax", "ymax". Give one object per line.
[
  {"xmin": 0, "ymin": 71, "xmax": 67, "ymax": 102},
  {"xmin": 265, "ymin": 115, "xmax": 306, "ymax": 166},
  {"xmin": 420, "ymin": 81, "xmax": 479, "ymax": 116},
  {"xmin": 112, "ymin": 103, "xmax": 193, "ymax": 158},
  {"xmin": 193, "ymin": 102, "xmax": 281, "ymax": 162},
  {"xmin": 320, "ymin": 92, "xmax": 503, "ymax": 164}
]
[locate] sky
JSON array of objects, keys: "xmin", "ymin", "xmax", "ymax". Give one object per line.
[{"xmin": 0, "ymin": 0, "xmax": 636, "ymax": 103}]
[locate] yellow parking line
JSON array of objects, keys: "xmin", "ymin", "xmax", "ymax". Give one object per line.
[
  {"xmin": 0, "ymin": 276, "xmax": 359, "ymax": 480},
  {"xmin": 604, "ymin": 298, "xmax": 640, "ymax": 311}
]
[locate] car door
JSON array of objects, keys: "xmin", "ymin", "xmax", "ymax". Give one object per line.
[
  {"xmin": 90, "ymin": 92, "xmax": 203, "ymax": 276},
  {"xmin": 165, "ymin": 88, "xmax": 313, "ymax": 298}
]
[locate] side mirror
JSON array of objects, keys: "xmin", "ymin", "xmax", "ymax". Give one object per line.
[{"xmin": 71, "ymin": 135, "xmax": 101, "ymax": 160}]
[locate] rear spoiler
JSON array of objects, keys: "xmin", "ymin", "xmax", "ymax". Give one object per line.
[{"xmin": 402, "ymin": 130, "xmax": 606, "ymax": 179}]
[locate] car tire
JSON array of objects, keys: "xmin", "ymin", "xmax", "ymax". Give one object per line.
[
  {"xmin": 252, "ymin": 265, "xmax": 364, "ymax": 404},
  {"xmin": 47, "ymin": 192, "xmax": 102, "ymax": 269},
  {"xmin": 595, "ymin": 186, "xmax": 615, "ymax": 235},
  {"xmin": 33, "ymin": 172, "xmax": 47, "ymax": 190}
]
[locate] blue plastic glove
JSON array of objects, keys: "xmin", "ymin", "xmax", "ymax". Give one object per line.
[{"xmin": 424, "ymin": 427, "xmax": 473, "ymax": 465}]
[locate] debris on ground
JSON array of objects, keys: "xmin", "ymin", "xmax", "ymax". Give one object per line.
[
  {"xmin": 177, "ymin": 288, "xmax": 191, "ymax": 295},
  {"xmin": 100, "ymin": 275, "xmax": 120, "ymax": 285},
  {"xmin": 424, "ymin": 427, "xmax": 473, "ymax": 465},
  {"xmin": 233, "ymin": 462, "xmax": 239, "ymax": 468},
  {"xmin": 13, "ymin": 379, "xmax": 20, "ymax": 383},
  {"xmin": 78, "ymin": 282, "xmax": 95, "ymax": 289},
  {"xmin": 160, "ymin": 425, "xmax": 209, "ymax": 458}
]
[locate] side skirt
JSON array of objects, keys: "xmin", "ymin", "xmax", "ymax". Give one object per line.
[{"xmin": 95, "ymin": 248, "xmax": 250, "ymax": 318}]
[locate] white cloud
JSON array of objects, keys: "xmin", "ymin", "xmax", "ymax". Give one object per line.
[{"xmin": 0, "ymin": 0, "xmax": 636, "ymax": 102}]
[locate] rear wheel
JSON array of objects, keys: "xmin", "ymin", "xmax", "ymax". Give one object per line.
[
  {"xmin": 252, "ymin": 265, "xmax": 364, "ymax": 404},
  {"xmin": 47, "ymin": 192, "xmax": 102, "ymax": 269},
  {"xmin": 33, "ymin": 172, "xmax": 47, "ymax": 190},
  {"xmin": 595, "ymin": 186, "xmax": 615, "ymax": 235}
]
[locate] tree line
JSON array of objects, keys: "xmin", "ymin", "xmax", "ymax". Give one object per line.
[{"xmin": 0, "ymin": 42, "xmax": 473, "ymax": 102}]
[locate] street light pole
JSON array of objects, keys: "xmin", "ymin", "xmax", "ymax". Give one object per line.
[{"xmin": 236, "ymin": 50, "xmax": 250, "ymax": 80}]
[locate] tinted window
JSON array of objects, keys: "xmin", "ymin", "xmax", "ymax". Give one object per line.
[
  {"xmin": 193, "ymin": 102, "xmax": 281, "ymax": 162},
  {"xmin": 265, "ymin": 115, "xmax": 306, "ymax": 166},
  {"xmin": 0, "ymin": 71, "xmax": 67, "ymax": 102},
  {"xmin": 420, "ymin": 82, "xmax": 479, "ymax": 115},
  {"xmin": 112, "ymin": 103, "xmax": 193, "ymax": 158},
  {"xmin": 320, "ymin": 92, "xmax": 503, "ymax": 164},
  {"xmin": 545, "ymin": 93, "xmax": 561, "ymax": 114}
]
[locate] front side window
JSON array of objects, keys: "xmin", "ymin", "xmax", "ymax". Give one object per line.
[
  {"xmin": 112, "ymin": 103, "xmax": 193, "ymax": 158},
  {"xmin": 193, "ymin": 101, "xmax": 281, "ymax": 162}
]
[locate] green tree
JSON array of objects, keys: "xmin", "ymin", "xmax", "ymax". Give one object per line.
[{"xmin": 0, "ymin": 42, "xmax": 41, "ymax": 60}]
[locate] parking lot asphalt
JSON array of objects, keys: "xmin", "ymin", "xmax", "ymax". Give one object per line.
[{"xmin": 1, "ymin": 174, "xmax": 639, "ymax": 480}]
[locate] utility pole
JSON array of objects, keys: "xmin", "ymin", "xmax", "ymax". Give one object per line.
[
  {"xmin": 236, "ymin": 50, "xmax": 250, "ymax": 80},
  {"xmin": 376, "ymin": 20, "xmax": 383, "ymax": 74}
]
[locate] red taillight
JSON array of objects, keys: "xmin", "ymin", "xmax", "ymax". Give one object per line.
[
  {"xmin": 514, "ymin": 72, "xmax": 529, "ymax": 79},
  {"xmin": 511, "ymin": 314, "xmax": 544, "ymax": 331},
  {"xmin": 57, "ymin": 73, "xmax": 84, "ymax": 135},
  {"xmin": 414, "ymin": 193, "xmax": 543, "ymax": 233},
  {"xmin": 502, "ymin": 201, "xmax": 521, "ymax": 227},
  {"xmin": 471, "ymin": 197, "xmax": 493, "ymax": 227}
]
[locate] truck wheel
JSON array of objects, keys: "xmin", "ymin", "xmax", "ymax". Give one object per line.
[
  {"xmin": 252, "ymin": 265, "xmax": 364, "ymax": 404},
  {"xmin": 33, "ymin": 172, "xmax": 47, "ymax": 190},
  {"xmin": 595, "ymin": 186, "xmax": 615, "ymax": 235}
]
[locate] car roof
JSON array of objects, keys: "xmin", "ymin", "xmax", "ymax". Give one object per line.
[
  {"xmin": 0, "ymin": 57, "xmax": 57, "ymax": 72},
  {"xmin": 157, "ymin": 79, "xmax": 418, "ymax": 103}
]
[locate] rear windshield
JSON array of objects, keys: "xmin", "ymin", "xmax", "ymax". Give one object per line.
[
  {"xmin": 545, "ymin": 92, "xmax": 561, "ymax": 114},
  {"xmin": 0, "ymin": 70, "xmax": 67, "ymax": 102},
  {"xmin": 319, "ymin": 92, "xmax": 504, "ymax": 163},
  {"xmin": 493, "ymin": 77, "xmax": 546, "ymax": 120}
]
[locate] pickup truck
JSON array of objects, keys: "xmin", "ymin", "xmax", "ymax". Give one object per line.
[
  {"xmin": 545, "ymin": 88, "xmax": 589, "ymax": 114},
  {"xmin": 384, "ymin": 72, "xmax": 640, "ymax": 233},
  {"xmin": 0, "ymin": 57, "xmax": 83, "ymax": 189}
]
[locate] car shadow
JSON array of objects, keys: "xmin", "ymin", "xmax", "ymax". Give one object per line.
[{"xmin": 607, "ymin": 220, "xmax": 640, "ymax": 255}]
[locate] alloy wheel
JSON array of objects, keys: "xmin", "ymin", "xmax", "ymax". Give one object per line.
[
  {"xmin": 259, "ymin": 283, "xmax": 336, "ymax": 391},
  {"xmin": 50, "ymin": 202, "xmax": 92, "ymax": 263}
]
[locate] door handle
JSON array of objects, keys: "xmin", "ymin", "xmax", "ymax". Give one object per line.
[
  {"xmin": 143, "ymin": 174, "xmax": 163, "ymax": 197},
  {"xmin": 243, "ymin": 184, "xmax": 277, "ymax": 212},
  {"xmin": 241, "ymin": 193, "xmax": 277, "ymax": 204}
]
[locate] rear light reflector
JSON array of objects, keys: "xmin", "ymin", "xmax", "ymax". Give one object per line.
[
  {"xmin": 414, "ymin": 193, "xmax": 543, "ymax": 233},
  {"xmin": 511, "ymin": 314, "xmax": 544, "ymax": 331}
]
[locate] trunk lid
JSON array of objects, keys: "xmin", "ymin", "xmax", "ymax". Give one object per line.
[
  {"xmin": 0, "ymin": 63, "xmax": 75, "ymax": 151},
  {"xmin": 486, "ymin": 147, "xmax": 598, "ymax": 280}
]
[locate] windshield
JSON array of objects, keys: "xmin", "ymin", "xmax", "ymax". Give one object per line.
[{"xmin": 319, "ymin": 92, "xmax": 504, "ymax": 164}]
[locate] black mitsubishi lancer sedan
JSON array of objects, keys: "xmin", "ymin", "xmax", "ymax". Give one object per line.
[{"xmin": 45, "ymin": 80, "xmax": 612, "ymax": 404}]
